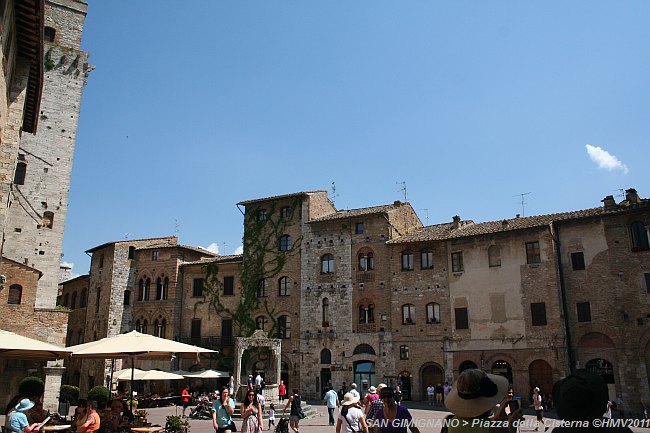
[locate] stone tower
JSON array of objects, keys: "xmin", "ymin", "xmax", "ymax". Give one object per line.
[{"xmin": 3, "ymin": 0, "xmax": 90, "ymax": 309}]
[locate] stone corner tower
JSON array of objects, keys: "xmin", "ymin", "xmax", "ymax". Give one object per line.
[{"xmin": 3, "ymin": 0, "xmax": 91, "ymax": 309}]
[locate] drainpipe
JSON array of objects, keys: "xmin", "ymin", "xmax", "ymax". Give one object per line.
[{"xmin": 550, "ymin": 222, "xmax": 573, "ymax": 374}]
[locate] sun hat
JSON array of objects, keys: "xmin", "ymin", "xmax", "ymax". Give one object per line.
[
  {"xmin": 552, "ymin": 369, "xmax": 608, "ymax": 421},
  {"xmin": 368, "ymin": 386, "xmax": 377, "ymax": 394},
  {"xmin": 15, "ymin": 399, "xmax": 35, "ymax": 412},
  {"xmin": 351, "ymin": 383, "xmax": 357, "ymax": 389},
  {"xmin": 444, "ymin": 369, "xmax": 509, "ymax": 418},
  {"xmin": 376, "ymin": 383, "xmax": 388, "ymax": 391},
  {"xmin": 341, "ymin": 392, "xmax": 360, "ymax": 406}
]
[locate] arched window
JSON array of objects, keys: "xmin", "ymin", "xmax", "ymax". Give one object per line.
[
  {"xmin": 359, "ymin": 304, "xmax": 375, "ymax": 324},
  {"xmin": 631, "ymin": 221, "xmax": 649, "ymax": 251},
  {"xmin": 402, "ymin": 304, "xmax": 416, "ymax": 324},
  {"xmin": 322, "ymin": 298, "xmax": 330, "ymax": 326},
  {"xmin": 426, "ymin": 302, "xmax": 441, "ymax": 324},
  {"xmin": 321, "ymin": 254, "xmax": 334, "ymax": 274},
  {"xmin": 278, "ymin": 277, "xmax": 290, "ymax": 296},
  {"xmin": 154, "ymin": 319, "xmax": 159, "ymax": 336},
  {"xmin": 123, "ymin": 290, "xmax": 131, "ymax": 306},
  {"xmin": 320, "ymin": 349, "xmax": 332, "ymax": 364},
  {"xmin": 44, "ymin": 26, "xmax": 56, "ymax": 42},
  {"xmin": 80, "ymin": 289, "xmax": 87, "ymax": 307},
  {"xmin": 8, "ymin": 284, "xmax": 22, "ymax": 304},
  {"xmin": 278, "ymin": 315, "xmax": 291, "ymax": 339},
  {"xmin": 421, "ymin": 250, "xmax": 433, "ymax": 270},
  {"xmin": 156, "ymin": 277, "xmax": 168, "ymax": 300},
  {"xmin": 159, "ymin": 319, "xmax": 167, "ymax": 338},
  {"xmin": 256, "ymin": 316, "xmax": 268, "ymax": 331},
  {"xmin": 358, "ymin": 251, "xmax": 374, "ymax": 271},
  {"xmin": 63, "ymin": 293, "xmax": 69, "ymax": 307},
  {"xmin": 142, "ymin": 319, "xmax": 148, "ymax": 334},
  {"xmin": 401, "ymin": 251, "xmax": 414, "ymax": 271},
  {"xmin": 43, "ymin": 211, "xmax": 54, "ymax": 229},
  {"xmin": 14, "ymin": 162, "xmax": 26, "ymax": 185},
  {"xmin": 488, "ymin": 245, "xmax": 501, "ymax": 267},
  {"xmin": 353, "ymin": 344, "xmax": 376, "ymax": 356},
  {"xmin": 71, "ymin": 292, "xmax": 77, "ymax": 310},
  {"xmin": 279, "ymin": 235, "xmax": 291, "ymax": 252},
  {"xmin": 139, "ymin": 278, "xmax": 150, "ymax": 301}
]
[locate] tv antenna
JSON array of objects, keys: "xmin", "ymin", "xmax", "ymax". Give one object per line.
[
  {"xmin": 612, "ymin": 188, "xmax": 625, "ymax": 199},
  {"xmin": 421, "ymin": 208, "xmax": 430, "ymax": 225},
  {"xmin": 512, "ymin": 192, "xmax": 531, "ymax": 217},
  {"xmin": 396, "ymin": 181, "xmax": 407, "ymax": 202},
  {"xmin": 174, "ymin": 219, "xmax": 180, "ymax": 237},
  {"xmin": 331, "ymin": 182, "xmax": 340, "ymax": 204},
  {"xmin": 222, "ymin": 242, "xmax": 227, "ymax": 256}
]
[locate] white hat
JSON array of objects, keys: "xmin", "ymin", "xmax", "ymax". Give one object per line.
[
  {"xmin": 368, "ymin": 386, "xmax": 377, "ymax": 394},
  {"xmin": 341, "ymin": 392, "xmax": 360, "ymax": 406},
  {"xmin": 445, "ymin": 369, "xmax": 508, "ymax": 418},
  {"xmin": 351, "ymin": 383, "xmax": 357, "ymax": 389}
]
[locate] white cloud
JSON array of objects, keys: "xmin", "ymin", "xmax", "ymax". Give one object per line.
[
  {"xmin": 585, "ymin": 144, "xmax": 629, "ymax": 174},
  {"xmin": 198, "ymin": 243, "xmax": 220, "ymax": 254},
  {"xmin": 234, "ymin": 245, "xmax": 243, "ymax": 255}
]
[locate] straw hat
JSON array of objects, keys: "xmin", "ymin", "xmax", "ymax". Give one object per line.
[
  {"xmin": 341, "ymin": 392, "xmax": 360, "ymax": 406},
  {"xmin": 368, "ymin": 386, "xmax": 377, "ymax": 394},
  {"xmin": 445, "ymin": 369, "xmax": 508, "ymax": 418},
  {"xmin": 376, "ymin": 383, "xmax": 388, "ymax": 391}
]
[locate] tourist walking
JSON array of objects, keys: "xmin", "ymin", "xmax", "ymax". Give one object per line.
[
  {"xmin": 348, "ymin": 383, "xmax": 360, "ymax": 400},
  {"xmin": 324, "ymin": 386, "xmax": 340, "ymax": 426},
  {"xmin": 531, "ymin": 387, "xmax": 543, "ymax": 431},
  {"xmin": 365, "ymin": 383, "xmax": 387, "ymax": 423},
  {"xmin": 212, "ymin": 387, "xmax": 236, "ymax": 433},
  {"xmin": 426, "ymin": 384, "xmax": 435, "ymax": 406},
  {"xmin": 284, "ymin": 389, "xmax": 304, "ymax": 433},
  {"xmin": 181, "ymin": 386, "xmax": 191, "ymax": 417},
  {"xmin": 267, "ymin": 403, "xmax": 276, "ymax": 431},
  {"xmin": 336, "ymin": 393, "xmax": 368, "ymax": 433},
  {"xmin": 241, "ymin": 389, "xmax": 263, "ymax": 433}
]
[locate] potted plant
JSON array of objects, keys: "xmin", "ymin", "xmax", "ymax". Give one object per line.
[
  {"xmin": 165, "ymin": 415, "xmax": 189, "ymax": 433},
  {"xmin": 134, "ymin": 410, "xmax": 148, "ymax": 424}
]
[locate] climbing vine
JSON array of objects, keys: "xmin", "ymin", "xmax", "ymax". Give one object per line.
[{"xmin": 196, "ymin": 199, "xmax": 303, "ymax": 338}]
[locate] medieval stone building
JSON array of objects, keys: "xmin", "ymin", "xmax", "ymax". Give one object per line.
[{"xmin": 60, "ymin": 188, "xmax": 650, "ymax": 416}]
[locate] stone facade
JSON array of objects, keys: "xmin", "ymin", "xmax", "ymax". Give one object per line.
[
  {"xmin": 3, "ymin": 0, "xmax": 90, "ymax": 309},
  {"xmin": 60, "ymin": 189, "xmax": 650, "ymax": 417}
]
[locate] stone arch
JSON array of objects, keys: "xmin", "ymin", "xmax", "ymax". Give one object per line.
[
  {"xmin": 353, "ymin": 343, "xmax": 376, "ymax": 356},
  {"xmin": 576, "ymin": 332, "xmax": 616, "ymax": 368},
  {"xmin": 234, "ymin": 330, "xmax": 282, "ymax": 400},
  {"xmin": 420, "ymin": 363, "xmax": 444, "ymax": 402},
  {"xmin": 529, "ymin": 359, "xmax": 553, "ymax": 396}
]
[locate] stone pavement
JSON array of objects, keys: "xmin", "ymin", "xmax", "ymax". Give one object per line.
[{"xmin": 141, "ymin": 403, "xmax": 650, "ymax": 433}]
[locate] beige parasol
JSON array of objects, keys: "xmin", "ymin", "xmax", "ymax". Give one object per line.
[
  {"xmin": 183, "ymin": 369, "xmax": 229, "ymax": 378},
  {"xmin": 0, "ymin": 329, "xmax": 71, "ymax": 359}
]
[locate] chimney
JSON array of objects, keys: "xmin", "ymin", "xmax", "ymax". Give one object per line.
[
  {"xmin": 393, "ymin": 200, "xmax": 402, "ymax": 207},
  {"xmin": 601, "ymin": 195, "xmax": 617, "ymax": 211},
  {"xmin": 625, "ymin": 188, "xmax": 641, "ymax": 205},
  {"xmin": 452, "ymin": 215, "xmax": 461, "ymax": 229}
]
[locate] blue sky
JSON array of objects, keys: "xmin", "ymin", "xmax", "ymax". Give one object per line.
[{"xmin": 62, "ymin": 1, "xmax": 649, "ymax": 275}]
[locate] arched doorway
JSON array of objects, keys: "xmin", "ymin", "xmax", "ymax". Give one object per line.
[
  {"xmin": 586, "ymin": 358, "xmax": 615, "ymax": 398},
  {"xmin": 421, "ymin": 364, "xmax": 444, "ymax": 402},
  {"xmin": 529, "ymin": 360, "xmax": 553, "ymax": 396},
  {"xmin": 253, "ymin": 360, "xmax": 266, "ymax": 379},
  {"xmin": 399, "ymin": 371, "xmax": 412, "ymax": 401},
  {"xmin": 491, "ymin": 360, "xmax": 512, "ymax": 384},
  {"xmin": 281, "ymin": 361, "xmax": 290, "ymax": 389},
  {"xmin": 354, "ymin": 361, "xmax": 376, "ymax": 394},
  {"xmin": 320, "ymin": 349, "xmax": 332, "ymax": 395},
  {"xmin": 459, "ymin": 360, "xmax": 478, "ymax": 373}
]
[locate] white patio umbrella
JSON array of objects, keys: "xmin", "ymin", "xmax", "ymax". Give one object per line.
[
  {"xmin": 113, "ymin": 368, "xmax": 147, "ymax": 381},
  {"xmin": 183, "ymin": 369, "xmax": 229, "ymax": 379},
  {"xmin": 67, "ymin": 330, "xmax": 216, "ymax": 409},
  {"xmin": 119, "ymin": 370, "xmax": 185, "ymax": 381},
  {"xmin": 0, "ymin": 329, "xmax": 71, "ymax": 359}
]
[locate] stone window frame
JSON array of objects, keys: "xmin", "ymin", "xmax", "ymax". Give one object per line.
[
  {"xmin": 525, "ymin": 241, "xmax": 541, "ymax": 264},
  {"xmin": 278, "ymin": 314, "xmax": 291, "ymax": 339},
  {"xmin": 402, "ymin": 303, "xmax": 416, "ymax": 325},
  {"xmin": 320, "ymin": 348, "xmax": 332, "ymax": 364},
  {"xmin": 421, "ymin": 249, "xmax": 434, "ymax": 270},
  {"xmin": 488, "ymin": 245, "xmax": 501, "ymax": 267},
  {"xmin": 358, "ymin": 302, "xmax": 375, "ymax": 324},
  {"xmin": 223, "ymin": 276, "xmax": 235, "ymax": 296},
  {"xmin": 322, "ymin": 298, "xmax": 330, "ymax": 327},
  {"xmin": 155, "ymin": 275, "xmax": 169, "ymax": 300},
  {"xmin": 358, "ymin": 248, "xmax": 375, "ymax": 271},
  {"xmin": 8, "ymin": 284, "xmax": 22, "ymax": 304},
  {"xmin": 42, "ymin": 211, "xmax": 54, "ymax": 229},
  {"xmin": 571, "ymin": 252, "xmax": 585, "ymax": 270},
  {"xmin": 257, "ymin": 279, "xmax": 267, "ymax": 297},
  {"xmin": 630, "ymin": 221, "xmax": 650, "ymax": 252},
  {"xmin": 576, "ymin": 302, "xmax": 591, "ymax": 322},
  {"xmin": 255, "ymin": 315, "xmax": 268, "ymax": 331},
  {"xmin": 257, "ymin": 209, "xmax": 268, "ymax": 221},
  {"xmin": 151, "ymin": 250, "xmax": 159, "ymax": 261},
  {"xmin": 123, "ymin": 290, "xmax": 131, "ymax": 306},
  {"xmin": 401, "ymin": 251, "xmax": 414, "ymax": 271},
  {"xmin": 530, "ymin": 302, "xmax": 547, "ymax": 326},
  {"xmin": 451, "ymin": 251, "xmax": 464, "ymax": 273},
  {"xmin": 190, "ymin": 318, "xmax": 201, "ymax": 338},
  {"xmin": 13, "ymin": 161, "xmax": 26, "ymax": 185},
  {"xmin": 44, "ymin": 26, "xmax": 56, "ymax": 42},
  {"xmin": 454, "ymin": 307, "xmax": 469, "ymax": 330},
  {"xmin": 192, "ymin": 278, "xmax": 204, "ymax": 297},
  {"xmin": 154, "ymin": 317, "xmax": 167, "ymax": 338},
  {"xmin": 321, "ymin": 254, "xmax": 335, "ymax": 274},
  {"xmin": 399, "ymin": 345, "xmax": 409, "ymax": 360},
  {"xmin": 355, "ymin": 222, "xmax": 365, "ymax": 234},
  {"xmin": 426, "ymin": 302, "xmax": 441, "ymax": 324},
  {"xmin": 280, "ymin": 206, "xmax": 290, "ymax": 219},
  {"xmin": 138, "ymin": 277, "xmax": 151, "ymax": 301},
  {"xmin": 279, "ymin": 235, "xmax": 291, "ymax": 252},
  {"xmin": 278, "ymin": 276, "xmax": 290, "ymax": 297}
]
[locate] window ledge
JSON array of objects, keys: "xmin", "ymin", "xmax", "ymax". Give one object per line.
[{"xmin": 453, "ymin": 272, "xmax": 463, "ymax": 276}]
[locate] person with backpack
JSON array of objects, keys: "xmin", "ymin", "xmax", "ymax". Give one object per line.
[
  {"xmin": 336, "ymin": 393, "xmax": 368, "ymax": 433},
  {"xmin": 283, "ymin": 389, "xmax": 304, "ymax": 433}
]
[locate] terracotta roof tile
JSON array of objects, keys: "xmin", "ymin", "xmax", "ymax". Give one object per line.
[
  {"xmin": 238, "ymin": 190, "xmax": 328, "ymax": 206},
  {"xmin": 309, "ymin": 203, "xmax": 409, "ymax": 223},
  {"xmin": 181, "ymin": 255, "xmax": 243, "ymax": 266}
]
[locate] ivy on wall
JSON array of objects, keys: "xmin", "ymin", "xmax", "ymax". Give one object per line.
[{"xmin": 195, "ymin": 199, "xmax": 302, "ymax": 338}]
